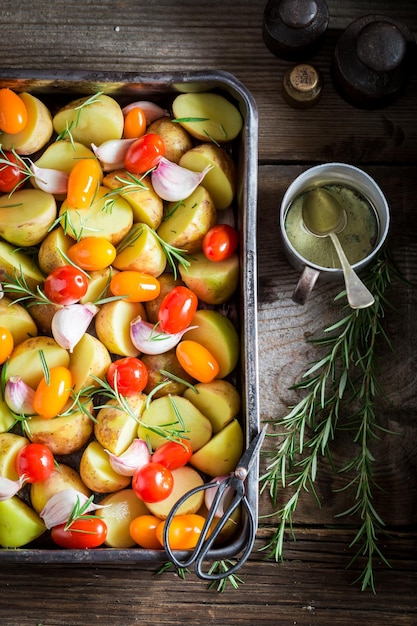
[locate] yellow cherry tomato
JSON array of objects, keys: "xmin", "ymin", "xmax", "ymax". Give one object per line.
[
  {"xmin": 110, "ymin": 271, "xmax": 161, "ymax": 302},
  {"xmin": 0, "ymin": 326, "xmax": 14, "ymax": 364},
  {"xmin": 0, "ymin": 88, "xmax": 28, "ymax": 134},
  {"xmin": 68, "ymin": 237, "xmax": 116, "ymax": 271},
  {"xmin": 129, "ymin": 515, "xmax": 161, "ymax": 550},
  {"xmin": 32, "ymin": 366, "xmax": 73, "ymax": 420},
  {"xmin": 156, "ymin": 514, "xmax": 207, "ymax": 550},
  {"xmin": 176, "ymin": 340, "xmax": 219, "ymax": 383},
  {"xmin": 66, "ymin": 158, "xmax": 103, "ymax": 209},
  {"xmin": 123, "ymin": 107, "xmax": 147, "ymax": 139}
]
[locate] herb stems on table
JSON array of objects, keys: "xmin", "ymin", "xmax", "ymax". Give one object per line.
[{"xmin": 260, "ymin": 249, "xmax": 403, "ymax": 592}]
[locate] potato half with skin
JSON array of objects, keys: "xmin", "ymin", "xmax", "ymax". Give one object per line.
[
  {"xmin": 157, "ymin": 185, "xmax": 216, "ymax": 253},
  {"xmin": 53, "ymin": 93, "xmax": 124, "ymax": 146},
  {"xmin": 145, "ymin": 466, "xmax": 205, "ymax": 519},
  {"xmin": 80, "ymin": 441, "xmax": 131, "ymax": 493},
  {"xmin": 0, "ymin": 497, "xmax": 45, "ymax": 548},
  {"xmin": 190, "ymin": 419, "xmax": 244, "ymax": 477},
  {"xmin": 0, "ymin": 432, "xmax": 29, "ymax": 480},
  {"xmin": 96, "ymin": 489, "xmax": 150, "ymax": 548},
  {"xmin": 0, "ymin": 189, "xmax": 57, "ymax": 247},
  {"xmin": 38, "ymin": 227, "xmax": 75, "ymax": 275},
  {"xmin": 28, "ymin": 301, "xmax": 61, "ymax": 335},
  {"xmin": 184, "ymin": 380, "xmax": 241, "ymax": 433},
  {"xmin": 0, "ymin": 398, "xmax": 16, "ymax": 433},
  {"xmin": 0, "ymin": 296, "xmax": 38, "ymax": 345},
  {"xmin": 113, "ymin": 223, "xmax": 167, "ymax": 276},
  {"xmin": 6, "ymin": 336, "xmax": 70, "ymax": 389},
  {"xmin": 142, "ymin": 349, "xmax": 194, "ymax": 398},
  {"xmin": 0, "ymin": 92, "xmax": 53, "ymax": 155},
  {"xmin": 80, "ymin": 267, "xmax": 115, "ymax": 305},
  {"xmin": 102, "ymin": 171, "xmax": 163, "ymax": 230},
  {"xmin": 94, "ymin": 393, "xmax": 146, "ymax": 456},
  {"xmin": 70, "ymin": 333, "xmax": 112, "ymax": 392},
  {"xmin": 172, "ymin": 92, "xmax": 243, "ymax": 143},
  {"xmin": 179, "ymin": 251, "xmax": 239, "ymax": 305},
  {"xmin": 179, "ymin": 143, "xmax": 237, "ymax": 210},
  {"xmin": 95, "ymin": 299, "xmax": 147, "ymax": 357},
  {"xmin": 30, "ymin": 463, "xmax": 91, "ymax": 514},
  {"xmin": 147, "ymin": 117, "xmax": 193, "ymax": 163},
  {"xmin": 0, "ymin": 241, "xmax": 44, "ymax": 295},
  {"xmin": 33, "ymin": 140, "xmax": 96, "ymax": 174}
]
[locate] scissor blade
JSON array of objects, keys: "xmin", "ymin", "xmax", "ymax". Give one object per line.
[{"xmin": 235, "ymin": 424, "xmax": 267, "ymax": 476}]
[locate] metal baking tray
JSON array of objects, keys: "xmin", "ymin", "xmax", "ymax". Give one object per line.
[{"xmin": 0, "ymin": 69, "xmax": 259, "ymax": 565}]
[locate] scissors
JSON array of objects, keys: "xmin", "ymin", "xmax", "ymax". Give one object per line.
[{"xmin": 163, "ymin": 425, "xmax": 267, "ymax": 581}]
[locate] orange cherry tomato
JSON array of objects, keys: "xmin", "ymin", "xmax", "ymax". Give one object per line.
[
  {"xmin": 0, "ymin": 88, "xmax": 28, "ymax": 134},
  {"xmin": 66, "ymin": 158, "xmax": 103, "ymax": 209},
  {"xmin": 123, "ymin": 106, "xmax": 147, "ymax": 139},
  {"xmin": 129, "ymin": 514, "xmax": 162, "ymax": 549},
  {"xmin": 156, "ymin": 514, "xmax": 207, "ymax": 550},
  {"xmin": 176, "ymin": 340, "xmax": 219, "ymax": 383},
  {"xmin": 110, "ymin": 271, "xmax": 161, "ymax": 302},
  {"xmin": 32, "ymin": 366, "xmax": 73, "ymax": 419},
  {"xmin": 0, "ymin": 326, "xmax": 14, "ymax": 364},
  {"xmin": 67, "ymin": 237, "xmax": 116, "ymax": 271}
]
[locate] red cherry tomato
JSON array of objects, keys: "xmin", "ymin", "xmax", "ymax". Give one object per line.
[
  {"xmin": 32, "ymin": 366, "xmax": 73, "ymax": 420},
  {"xmin": 0, "ymin": 88, "xmax": 28, "ymax": 134},
  {"xmin": 156, "ymin": 514, "xmax": 207, "ymax": 550},
  {"xmin": 132, "ymin": 462, "xmax": 174, "ymax": 503},
  {"xmin": 43, "ymin": 265, "xmax": 89, "ymax": 305},
  {"xmin": 202, "ymin": 224, "xmax": 239, "ymax": 262},
  {"xmin": 106, "ymin": 357, "xmax": 149, "ymax": 396},
  {"xmin": 123, "ymin": 107, "xmax": 147, "ymax": 139},
  {"xmin": 0, "ymin": 326, "xmax": 14, "ymax": 364},
  {"xmin": 176, "ymin": 340, "xmax": 219, "ymax": 383},
  {"xmin": 51, "ymin": 518, "xmax": 108, "ymax": 549},
  {"xmin": 15, "ymin": 443, "xmax": 55, "ymax": 483},
  {"xmin": 0, "ymin": 151, "xmax": 26, "ymax": 193},
  {"xmin": 157, "ymin": 286, "xmax": 198, "ymax": 334},
  {"xmin": 151, "ymin": 439, "xmax": 193, "ymax": 470},
  {"xmin": 67, "ymin": 237, "xmax": 116, "ymax": 271},
  {"xmin": 124, "ymin": 133, "xmax": 165, "ymax": 174},
  {"xmin": 129, "ymin": 514, "xmax": 161, "ymax": 549}
]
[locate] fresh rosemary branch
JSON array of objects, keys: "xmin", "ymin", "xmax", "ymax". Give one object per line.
[{"xmin": 260, "ymin": 249, "xmax": 402, "ymax": 592}]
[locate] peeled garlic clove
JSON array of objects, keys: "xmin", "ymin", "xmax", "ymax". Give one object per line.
[
  {"xmin": 91, "ymin": 138, "xmax": 136, "ymax": 170},
  {"xmin": 51, "ymin": 303, "xmax": 98, "ymax": 352},
  {"xmin": 106, "ymin": 439, "xmax": 151, "ymax": 476},
  {"xmin": 151, "ymin": 157, "xmax": 213, "ymax": 202},
  {"xmin": 4, "ymin": 376, "xmax": 36, "ymax": 414},
  {"xmin": 40, "ymin": 488, "xmax": 105, "ymax": 529},
  {"xmin": 130, "ymin": 315, "xmax": 197, "ymax": 355},
  {"xmin": 30, "ymin": 162, "xmax": 69, "ymax": 194},
  {"xmin": 0, "ymin": 475, "xmax": 26, "ymax": 501},
  {"xmin": 122, "ymin": 100, "xmax": 169, "ymax": 125}
]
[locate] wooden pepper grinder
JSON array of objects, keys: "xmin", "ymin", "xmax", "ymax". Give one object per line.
[
  {"xmin": 262, "ymin": 0, "xmax": 329, "ymax": 60},
  {"xmin": 333, "ymin": 15, "xmax": 416, "ymax": 108}
]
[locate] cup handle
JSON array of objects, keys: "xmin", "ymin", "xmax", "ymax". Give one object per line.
[{"xmin": 292, "ymin": 266, "xmax": 321, "ymax": 305}]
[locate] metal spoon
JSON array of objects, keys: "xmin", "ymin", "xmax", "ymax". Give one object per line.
[{"xmin": 302, "ymin": 188, "xmax": 374, "ymax": 309}]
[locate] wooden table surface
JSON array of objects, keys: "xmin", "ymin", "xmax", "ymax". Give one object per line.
[{"xmin": 0, "ymin": 1, "xmax": 416, "ymax": 624}]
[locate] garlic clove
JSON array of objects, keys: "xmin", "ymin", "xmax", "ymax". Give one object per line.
[
  {"xmin": 151, "ymin": 157, "xmax": 213, "ymax": 202},
  {"xmin": 4, "ymin": 376, "xmax": 36, "ymax": 415},
  {"xmin": 0, "ymin": 475, "xmax": 26, "ymax": 501},
  {"xmin": 106, "ymin": 438, "xmax": 151, "ymax": 476},
  {"xmin": 204, "ymin": 476, "xmax": 234, "ymax": 518},
  {"xmin": 51, "ymin": 303, "xmax": 98, "ymax": 352},
  {"xmin": 91, "ymin": 138, "xmax": 136, "ymax": 171},
  {"xmin": 40, "ymin": 488, "xmax": 105, "ymax": 529},
  {"xmin": 122, "ymin": 101, "xmax": 169, "ymax": 125},
  {"xmin": 130, "ymin": 315, "xmax": 197, "ymax": 355},
  {"xmin": 29, "ymin": 162, "xmax": 69, "ymax": 195}
]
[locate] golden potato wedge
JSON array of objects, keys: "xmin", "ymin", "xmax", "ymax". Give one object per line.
[
  {"xmin": 70, "ymin": 333, "xmax": 112, "ymax": 392},
  {"xmin": 79, "ymin": 267, "xmax": 115, "ymax": 305},
  {"xmin": 179, "ymin": 251, "xmax": 239, "ymax": 305},
  {"xmin": 147, "ymin": 117, "xmax": 193, "ymax": 163},
  {"xmin": 190, "ymin": 419, "xmax": 244, "ymax": 477},
  {"xmin": 0, "ymin": 296, "xmax": 38, "ymax": 345},
  {"xmin": 0, "ymin": 398, "xmax": 16, "ymax": 433},
  {"xmin": 113, "ymin": 223, "xmax": 166, "ymax": 276},
  {"xmin": 0, "ymin": 189, "xmax": 56, "ymax": 247},
  {"xmin": 38, "ymin": 227, "xmax": 75, "ymax": 274},
  {"xmin": 96, "ymin": 489, "xmax": 150, "ymax": 548},
  {"xmin": 53, "ymin": 93, "xmax": 124, "ymax": 146},
  {"xmin": 102, "ymin": 171, "xmax": 163, "ymax": 229},
  {"xmin": 30, "ymin": 463, "xmax": 91, "ymax": 514},
  {"xmin": 94, "ymin": 393, "xmax": 146, "ymax": 456},
  {"xmin": 5, "ymin": 336, "xmax": 70, "ymax": 389},
  {"xmin": 184, "ymin": 380, "xmax": 241, "ymax": 432},
  {"xmin": 172, "ymin": 92, "xmax": 243, "ymax": 143},
  {"xmin": 0, "ymin": 497, "xmax": 45, "ymax": 548},
  {"xmin": 145, "ymin": 466, "xmax": 204, "ymax": 519},
  {"xmin": 79, "ymin": 441, "xmax": 131, "ymax": 493},
  {"xmin": 95, "ymin": 299, "xmax": 147, "ymax": 357},
  {"xmin": 0, "ymin": 240, "xmax": 44, "ymax": 295},
  {"xmin": 33, "ymin": 140, "xmax": 95, "ymax": 174},
  {"xmin": 179, "ymin": 143, "xmax": 237, "ymax": 210},
  {"xmin": 157, "ymin": 185, "xmax": 216, "ymax": 253},
  {"xmin": 0, "ymin": 92, "xmax": 53, "ymax": 155},
  {"xmin": 0, "ymin": 432, "xmax": 29, "ymax": 479}
]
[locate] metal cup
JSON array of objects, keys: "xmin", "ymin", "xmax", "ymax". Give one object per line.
[{"xmin": 279, "ymin": 163, "xmax": 390, "ymax": 304}]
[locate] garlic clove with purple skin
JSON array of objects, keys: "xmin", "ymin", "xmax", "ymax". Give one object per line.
[
  {"xmin": 0, "ymin": 475, "xmax": 26, "ymax": 501},
  {"xmin": 122, "ymin": 101, "xmax": 169, "ymax": 125},
  {"xmin": 151, "ymin": 157, "xmax": 213, "ymax": 202},
  {"xmin": 91, "ymin": 138, "xmax": 136, "ymax": 171},
  {"xmin": 29, "ymin": 162, "xmax": 69, "ymax": 195},
  {"xmin": 106, "ymin": 439, "xmax": 151, "ymax": 476},
  {"xmin": 51, "ymin": 303, "xmax": 98, "ymax": 352},
  {"xmin": 40, "ymin": 488, "xmax": 106, "ymax": 529},
  {"xmin": 130, "ymin": 315, "xmax": 197, "ymax": 355},
  {"xmin": 5, "ymin": 376, "xmax": 36, "ymax": 415}
]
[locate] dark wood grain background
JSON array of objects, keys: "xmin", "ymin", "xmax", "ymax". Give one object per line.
[{"xmin": 0, "ymin": 1, "xmax": 416, "ymax": 624}]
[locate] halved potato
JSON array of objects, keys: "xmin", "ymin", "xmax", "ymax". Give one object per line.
[
  {"xmin": 5, "ymin": 336, "xmax": 70, "ymax": 389},
  {"xmin": 190, "ymin": 419, "xmax": 244, "ymax": 477},
  {"xmin": 0, "ymin": 92, "xmax": 53, "ymax": 155},
  {"xmin": 0, "ymin": 240, "xmax": 44, "ymax": 294},
  {"xmin": 145, "ymin": 465, "xmax": 205, "ymax": 519},
  {"xmin": 94, "ymin": 393, "xmax": 146, "ymax": 455},
  {"xmin": 33, "ymin": 140, "xmax": 96, "ymax": 174},
  {"xmin": 96, "ymin": 489, "xmax": 150, "ymax": 548},
  {"xmin": 0, "ymin": 432, "xmax": 29, "ymax": 480},
  {"xmin": 38, "ymin": 227, "xmax": 75, "ymax": 274},
  {"xmin": 30, "ymin": 463, "xmax": 91, "ymax": 514},
  {"xmin": 94, "ymin": 299, "xmax": 147, "ymax": 357},
  {"xmin": 79, "ymin": 441, "xmax": 131, "ymax": 493},
  {"xmin": 179, "ymin": 251, "xmax": 239, "ymax": 305},
  {"xmin": 147, "ymin": 117, "xmax": 193, "ymax": 163},
  {"xmin": 184, "ymin": 380, "xmax": 241, "ymax": 432},
  {"xmin": 102, "ymin": 171, "xmax": 163, "ymax": 229},
  {"xmin": 113, "ymin": 223, "xmax": 166, "ymax": 276},
  {"xmin": 0, "ymin": 296, "xmax": 38, "ymax": 345},
  {"xmin": 0, "ymin": 189, "xmax": 56, "ymax": 247},
  {"xmin": 0, "ymin": 497, "xmax": 45, "ymax": 548},
  {"xmin": 70, "ymin": 333, "xmax": 112, "ymax": 392}
]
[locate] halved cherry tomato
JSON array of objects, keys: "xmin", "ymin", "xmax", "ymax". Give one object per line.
[
  {"xmin": 110, "ymin": 270, "xmax": 160, "ymax": 302},
  {"xmin": 202, "ymin": 224, "xmax": 239, "ymax": 262},
  {"xmin": 0, "ymin": 88, "xmax": 28, "ymax": 134},
  {"xmin": 0, "ymin": 326, "xmax": 14, "ymax": 364},
  {"xmin": 129, "ymin": 514, "xmax": 161, "ymax": 549},
  {"xmin": 132, "ymin": 462, "xmax": 174, "ymax": 503},
  {"xmin": 51, "ymin": 518, "xmax": 108, "ymax": 549},
  {"xmin": 176, "ymin": 340, "xmax": 219, "ymax": 383},
  {"xmin": 151, "ymin": 439, "xmax": 193, "ymax": 470},
  {"xmin": 66, "ymin": 158, "xmax": 103, "ymax": 209},
  {"xmin": 67, "ymin": 237, "xmax": 116, "ymax": 271},
  {"xmin": 156, "ymin": 514, "xmax": 207, "ymax": 550},
  {"xmin": 124, "ymin": 133, "xmax": 165, "ymax": 174},
  {"xmin": 0, "ymin": 151, "xmax": 26, "ymax": 193},
  {"xmin": 106, "ymin": 357, "xmax": 148, "ymax": 396},
  {"xmin": 123, "ymin": 106, "xmax": 147, "ymax": 139},
  {"xmin": 157, "ymin": 286, "xmax": 198, "ymax": 334},
  {"xmin": 44, "ymin": 265, "xmax": 89, "ymax": 305},
  {"xmin": 32, "ymin": 366, "xmax": 73, "ymax": 419},
  {"xmin": 15, "ymin": 443, "xmax": 55, "ymax": 483}
]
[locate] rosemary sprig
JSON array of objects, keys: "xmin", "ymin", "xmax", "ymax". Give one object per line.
[
  {"xmin": 260, "ymin": 249, "xmax": 402, "ymax": 592},
  {"xmin": 1, "ymin": 269, "xmax": 52, "ymax": 306},
  {"xmin": 64, "ymin": 494, "xmax": 97, "ymax": 530}
]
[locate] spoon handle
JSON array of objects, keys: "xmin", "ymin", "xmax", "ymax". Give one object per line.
[{"xmin": 329, "ymin": 232, "xmax": 375, "ymax": 309}]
